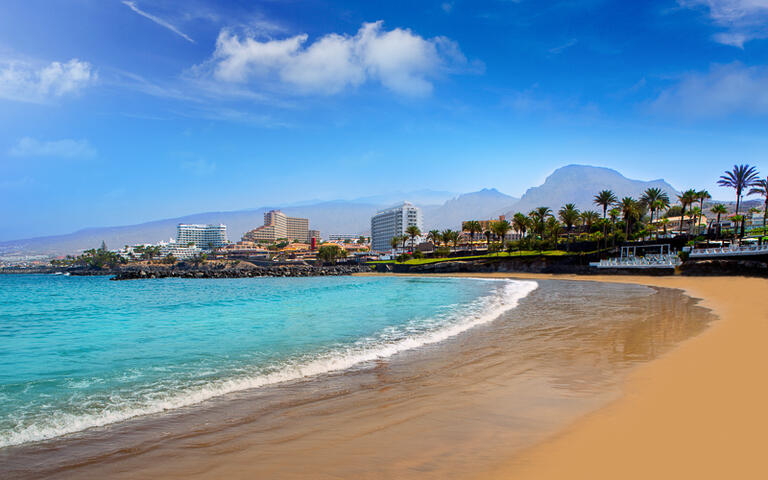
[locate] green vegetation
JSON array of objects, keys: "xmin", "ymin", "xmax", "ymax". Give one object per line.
[
  {"xmin": 370, "ymin": 250, "xmax": 573, "ymax": 266},
  {"xmin": 51, "ymin": 242, "xmax": 125, "ymax": 269},
  {"xmin": 317, "ymin": 244, "xmax": 347, "ymax": 263}
]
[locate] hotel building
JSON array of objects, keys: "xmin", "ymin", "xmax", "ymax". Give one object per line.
[
  {"xmin": 242, "ymin": 210, "xmax": 311, "ymax": 243},
  {"xmin": 176, "ymin": 224, "xmax": 228, "ymax": 250},
  {"xmin": 370, "ymin": 202, "xmax": 423, "ymax": 252}
]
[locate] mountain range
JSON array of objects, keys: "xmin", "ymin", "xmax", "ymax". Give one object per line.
[{"xmin": 1, "ymin": 165, "xmax": 684, "ymax": 257}]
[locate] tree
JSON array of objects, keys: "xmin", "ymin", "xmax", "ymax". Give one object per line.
[
  {"xmin": 406, "ymin": 225, "xmax": 421, "ymax": 251},
  {"xmin": 677, "ymin": 189, "xmax": 698, "ymax": 237},
  {"xmin": 558, "ymin": 203, "xmax": 580, "ymax": 251},
  {"xmin": 529, "ymin": 207, "xmax": 553, "ymax": 238},
  {"xmin": 464, "ymin": 220, "xmax": 482, "ymax": 251},
  {"xmin": 718, "ymin": 164, "xmax": 760, "ymax": 239},
  {"xmin": 512, "ymin": 213, "xmax": 529, "ymax": 239},
  {"xmin": 580, "ymin": 210, "xmax": 600, "ymax": 234},
  {"xmin": 594, "ymin": 190, "xmax": 617, "ymax": 249},
  {"xmin": 427, "ymin": 230, "xmax": 442, "ymax": 249},
  {"xmin": 490, "ymin": 220, "xmax": 512, "ymax": 253},
  {"xmin": 390, "ymin": 236, "xmax": 401, "ymax": 253},
  {"xmin": 483, "ymin": 230, "xmax": 492, "ymax": 251},
  {"xmin": 748, "ymin": 178, "xmax": 768, "ymax": 239},
  {"xmin": 619, "ymin": 197, "xmax": 639, "ymax": 239},
  {"xmin": 317, "ymin": 244, "xmax": 345, "ymax": 263},
  {"xmin": 695, "ymin": 190, "xmax": 711, "ymax": 235},
  {"xmin": 710, "ymin": 204, "xmax": 727, "ymax": 238},
  {"xmin": 640, "ymin": 187, "xmax": 670, "ymax": 230},
  {"xmin": 545, "ymin": 217, "xmax": 562, "ymax": 247}
]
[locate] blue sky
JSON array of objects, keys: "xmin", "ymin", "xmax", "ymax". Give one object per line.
[{"xmin": 1, "ymin": 0, "xmax": 767, "ymax": 240}]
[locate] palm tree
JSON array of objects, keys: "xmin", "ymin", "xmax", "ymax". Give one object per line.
[
  {"xmin": 619, "ymin": 197, "xmax": 639, "ymax": 239},
  {"xmin": 640, "ymin": 187, "xmax": 670, "ymax": 227},
  {"xmin": 651, "ymin": 197, "xmax": 670, "ymax": 239},
  {"xmin": 427, "ymin": 230, "xmax": 442, "ymax": 250},
  {"xmin": 558, "ymin": 203, "xmax": 580, "ymax": 251},
  {"xmin": 464, "ymin": 220, "xmax": 482, "ymax": 251},
  {"xmin": 609, "ymin": 208, "xmax": 621, "ymax": 247},
  {"xmin": 546, "ymin": 217, "xmax": 562, "ymax": 247},
  {"xmin": 529, "ymin": 207, "xmax": 553, "ymax": 238},
  {"xmin": 483, "ymin": 230, "xmax": 492, "ymax": 251},
  {"xmin": 695, "ymin": 190, "xmax": 711, "ymax": 235},
  {"xmin": 710, "ymin": 203, "xmax": 727, "ymax": 238},
  {"xmin": 406, "ymin": 225, "xmax": 421, "ymax": 251},
  {"xmin": 441, "ymin": 229, "xmax": 459, "ymax": 250},
  {"xmin": 718, "ymin": 164, "xmax": 760, "ymax": 239},
  {"xmin": 581, "ymin": 210, "xmax": 600, "ymax": 234},
  {"xmin": 390, "ymin": 236, "xmax": 402, "ymax": 254},
  {"xmin": 677, "ymin": 189, "xmax": 698, "ymax": 236},
  {"xmin": 490, "ymin": 220, "xmax": 512, "ymax": 253},
  {"xmin": 748, "ymin": 178, "xmax": 768, "ymax": 239},
  {"xmin": 512, "ymin": 213, "xmax": 528, "ymax": 239},
  {"xmin": 594, "ymin": 190, "xmax": 617, "ymax": 250}
]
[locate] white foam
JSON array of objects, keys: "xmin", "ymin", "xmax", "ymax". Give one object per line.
[{"xmin": 0, "ymin": 279, "xmax": 537, "ymax": 448}]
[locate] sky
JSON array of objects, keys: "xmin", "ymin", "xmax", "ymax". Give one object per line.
[{"xmin": 1, "ymin": 0, "xmax": 767, "ymax": 240}]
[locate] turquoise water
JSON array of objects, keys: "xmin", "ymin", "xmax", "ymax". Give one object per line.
[{"xmin": 0, "ymin": 274, "xmax": 537, "ymax": 447}]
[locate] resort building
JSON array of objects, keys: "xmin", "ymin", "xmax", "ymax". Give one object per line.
[
  {"xmin": 242, "ymin": 210, "xmax": 311, "ymax": 243},
  {"xmin": 462, "ymin": 215, "xmax": 520, "ymax": 241},
  {"xmin": 176, "ymin": 224, "xmax": 228, "ymax": 250},
  {"xmin": 328, "ymin": 234, "xmax": 362, "ymax": 242},
  {"xmin": 370, "ymin": 202, "xmax": 423, "ymax": 252},
  {"xmin": 308, "ymin": 229, "xmax": 321, "ymax": 242}
]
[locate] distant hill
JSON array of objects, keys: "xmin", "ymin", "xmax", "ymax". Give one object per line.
[
  {"xmin": 1, "ymin": 165, "xmax": 690, "ymax": 257},
  {"xmin": 504, "ymin": 165, "xmax": 680, "ymax": 216},
  {"xmin": 422, "ymin": 188, "xmax": 518, "ymax": 229}
]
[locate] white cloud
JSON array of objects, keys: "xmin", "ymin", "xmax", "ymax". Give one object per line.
[
  {"xmin": 9, "ymin": 137, "xmax": 97, "ymax": 158},
  {"xmin": 122, "ymin": 1, "xmax": 195, "ymax": 43},
  {"xmin": 651, "ymin": 63, "xmax": 768, "ymax": 116},
  {"xmin": 679, "ymin": 0, "xmax": 768, "ymax": 46},
  {"xmin": 0, "ymin": 59, "xmax": 96, "ymax": 103},
  {"xmin": 200, "ymin": 21, "xmax": 475, "ymax": 96}
]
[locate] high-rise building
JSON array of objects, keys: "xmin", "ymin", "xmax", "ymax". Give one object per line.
[
  {"xmin": 176, "ymin": 224, "xmax": 228, "ymax": 250},
  {"xmin": 370, "ymin": 202, "xmax": 423, "ymax": 252},
  {"xmin": 242, "ymin": 210, "xmax": 311, "ymax": 243}
]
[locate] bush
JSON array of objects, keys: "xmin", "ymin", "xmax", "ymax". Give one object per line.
[
  {"xmin": 396, "ymin": 253, "xmax": 412, "ymax": 263},
  {"xmin": 412, "ymin": 250, "xmax": 424, "ymax": 259},
  {"xmin": 435, "ymin": 247, "xmax": 450, "ymax": 258}
]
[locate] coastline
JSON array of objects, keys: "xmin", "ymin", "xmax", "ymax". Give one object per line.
[
  {"xmin": 1, "ymin": 273, "xmax": 727, "ymax": 479},
  {"xmin": 379, "ymin": 273, "xmax": 768, "ymax": 479}
]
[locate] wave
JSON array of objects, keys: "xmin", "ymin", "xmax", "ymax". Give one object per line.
[{"xmin": 0, "ymin": 279, "xmax": 537, "ymax": 448}]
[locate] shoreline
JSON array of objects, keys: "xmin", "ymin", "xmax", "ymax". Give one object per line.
[{"xmin": 363, "ymin": 273, "xmax": 767, "ymax": 479}]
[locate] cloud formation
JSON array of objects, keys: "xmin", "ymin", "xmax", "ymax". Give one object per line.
[
  {"xmin": 9, "ymin": 137, "xmax": 97, "ymax": 158},
  {"xmin": 651, "ymin": 63, "xmax": 768, "ymax": 117},
  {"xmin": 0, "ymin": 59, "xmax": 96, "ymax": 103},
  {"xmin": 201, "ymin": 21, "xmax": 476, "ymax": 96},
  {"xmin": 122, "ymin": 1, "xmax": 195, "ymax": 43},
  {"xmin": 679, "ymin": 0, "xmax": 768, "ymax": 47}
]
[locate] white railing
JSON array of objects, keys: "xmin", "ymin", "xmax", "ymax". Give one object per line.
[
  {"xmin": 689, "ymin": 243, "xmax": 768, "ymax": 258},
  {"xmin": 590, "ymin": 254, "xmax": 681, "ymax": 269}
]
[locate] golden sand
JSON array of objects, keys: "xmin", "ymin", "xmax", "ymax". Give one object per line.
[{"xmin": 471, "ymin": 273, "xmax": 768, "ymax": 480}]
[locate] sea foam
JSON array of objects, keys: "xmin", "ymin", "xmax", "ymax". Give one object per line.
[{"xmin": 0, "ymin": 278, "xmax": 537, "ymax": 447}]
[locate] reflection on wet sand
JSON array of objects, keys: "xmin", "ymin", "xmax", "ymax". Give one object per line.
[{"xmin": 1, "ymin": 280, "xmax": 713, "ymax": 480}]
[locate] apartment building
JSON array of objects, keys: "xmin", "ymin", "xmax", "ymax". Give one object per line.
[
  {"xmin": 370, "ymin": 202, "xmax": 423, "ymax": 252},
  {"xmin": 176, "ymin": 224, "xmax": 228, "ymax": 250},
  {"xmin": 242, "ymin": 210, "xmax": 311, "ymax": 243}
]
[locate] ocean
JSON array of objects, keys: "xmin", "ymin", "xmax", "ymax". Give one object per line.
[{"xmin": 0, "ymin": 274, "xmax": 536, "ymax": 448}]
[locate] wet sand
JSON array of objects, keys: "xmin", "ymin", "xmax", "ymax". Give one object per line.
[
  {"xmin": 2, "ymin": 275, "xmax": 750, "ymax": 479},
  {"xmin": 471, "ymin": 274, "xmax": 768, "ymax": 479}
]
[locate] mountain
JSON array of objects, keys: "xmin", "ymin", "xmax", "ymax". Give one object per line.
[
  {"xmin": 503, "ymin": 165, "xmax": 680, "ymax": 216},
  {"xmin": 422, "ymin": 188, "xmax": 518, "ymax": 229},
  {"xmin": 0, "ymin": 165, "xmax": 685, "ymax": 257}
]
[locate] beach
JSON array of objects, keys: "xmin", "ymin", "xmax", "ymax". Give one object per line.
[
  {"xmin": 476, "ymin": 273, "xmax": 768, "ymax": 479},
  {"xmin": 1, "ymin": 274, "xmax": 763, "ymax": 479}
]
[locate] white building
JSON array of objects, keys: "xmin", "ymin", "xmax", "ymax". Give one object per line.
[
  {"xmin": 176, "ymin": 224, "xmax": 228, "ymax": 250},
  {"xmin": 328, "ymin": 234, "xmax": 363, "ymax": 242},
  {"xmin": 370, "ymin": 202, "xmax": 423, "ymax": 252}
]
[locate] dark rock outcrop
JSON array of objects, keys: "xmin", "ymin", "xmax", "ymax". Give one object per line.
[
  {"xmin": 110, "ymin": 262, "xmax": 371, "ymax": 280},
  {"xmin": 680, "ymin": 259, "xmax": 768, "ymax": 277}
]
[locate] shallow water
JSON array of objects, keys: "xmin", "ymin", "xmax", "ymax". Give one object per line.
[{"xmin": 0, "ymin": 275, "xmax": 713, "ymax": 479}]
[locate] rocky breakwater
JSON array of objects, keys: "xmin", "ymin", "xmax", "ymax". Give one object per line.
[
  {"xmin": 111, "ymin": 261, "xmax": 371, "ymax": 280},
  {"xmin": 375, "ymin": 253, "xmax": 600, "ymax": 275}
]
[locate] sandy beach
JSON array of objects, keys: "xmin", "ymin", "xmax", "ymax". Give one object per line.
[
  {"xmin": 472, "ymin": 273, "xmax": 768, "ymax": 479},
  {"xmin": 3, "ymin": 274, "xmax": 764, "ymax": 479}
]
